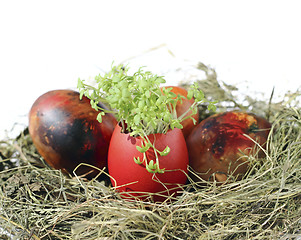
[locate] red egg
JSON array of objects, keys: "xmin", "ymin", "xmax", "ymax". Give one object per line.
[
  {"xmin": 186, "ymin": 111, "xmax": 271, "ymax": 182},
  {"xmin": 161, "ymin": 86, "xmax": 199, "ymax": 138},
  {"xmin": 108, "ymin": 123, "xmax": 188, "ymax": 202},
  {"xmin": 28, "ymin": 89, "xmax": 117, "ymax": 178}
]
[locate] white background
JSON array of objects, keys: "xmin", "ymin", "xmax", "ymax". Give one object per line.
[{"xmin": 1, "ymin": 0, "xmax": 300, "ymax": 139}]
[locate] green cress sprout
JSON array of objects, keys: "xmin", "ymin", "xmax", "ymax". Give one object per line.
[{"xmin": 77, "ymin": 64, "xmax": 216, "ymax": 173}]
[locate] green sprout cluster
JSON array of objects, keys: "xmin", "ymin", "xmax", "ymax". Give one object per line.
[{"xmin": 77, "ymin": 64, "xmax": 216, "ymax": 173}]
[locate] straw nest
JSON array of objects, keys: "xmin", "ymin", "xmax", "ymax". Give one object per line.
[{"xmin": 0, "ymin": 63, "xmax": 300, "ymax": 239}]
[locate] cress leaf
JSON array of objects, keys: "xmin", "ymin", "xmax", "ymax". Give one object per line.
[
  {"xmin": 158, "ymin": 146, "xmax": 171, "ymax": 156},
  {"xmin": 96, "ymin": 112, "xmax": 105, "ymax": 123},
  {"xmin": 79, "ymin": 91, "xmax": 84, "ymax": 100},
  {"xmin": 77, "ymin": 78, "xmax": 84, "ymax": 89},
  {"xmin": 136, "ymin": 142, "xmax": 151, "ymax": 153},
  {"xmin": 187, "ymin": 89, "xmax": 193, "ymax": 100},
  {"xmin": 134, "ymin": 157, "xmax": 143, "ymax": 165}
]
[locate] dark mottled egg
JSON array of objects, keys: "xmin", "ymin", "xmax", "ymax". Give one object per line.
[
  {"xmin": 186, "ymin": 111, "xmax": 271, "ymax": 183},
  {"xmin": 29, "ymin": 89, "xmax": 117, "ymax": 178}
]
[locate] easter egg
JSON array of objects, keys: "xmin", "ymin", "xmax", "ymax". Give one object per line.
[
  {"xmin": 161, "ymin": 86, "xmax": 199, "ymax": 138},
  {"xmin": 29, "ymin": 89, "xmax": 117, "ymax": 178},
  {"xmin": 186, "ymin": 111, "xmax": 271, "ymax": 183}
]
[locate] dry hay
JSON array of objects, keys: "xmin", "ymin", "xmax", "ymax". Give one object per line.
[{"xmin": 0, "ymin": 63, "xmax": 300, "ymax": 240}]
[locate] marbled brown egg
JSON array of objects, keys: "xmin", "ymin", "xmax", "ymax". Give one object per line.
[
  {"xmin": 29, "ymin": 89, "xmax": 117, "ymax": 178},
  {"xmin": 186, "ymin": 111, "xmax": 271, "ymax": 183}
]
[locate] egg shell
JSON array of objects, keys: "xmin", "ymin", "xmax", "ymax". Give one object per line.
[
  {"xmin": 29, "ymin": 89, "xmax": 117, "ymax": 178},
  {"xmin": 186, "ymin": 111, "xmax": 271, "ymax": 182}
]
